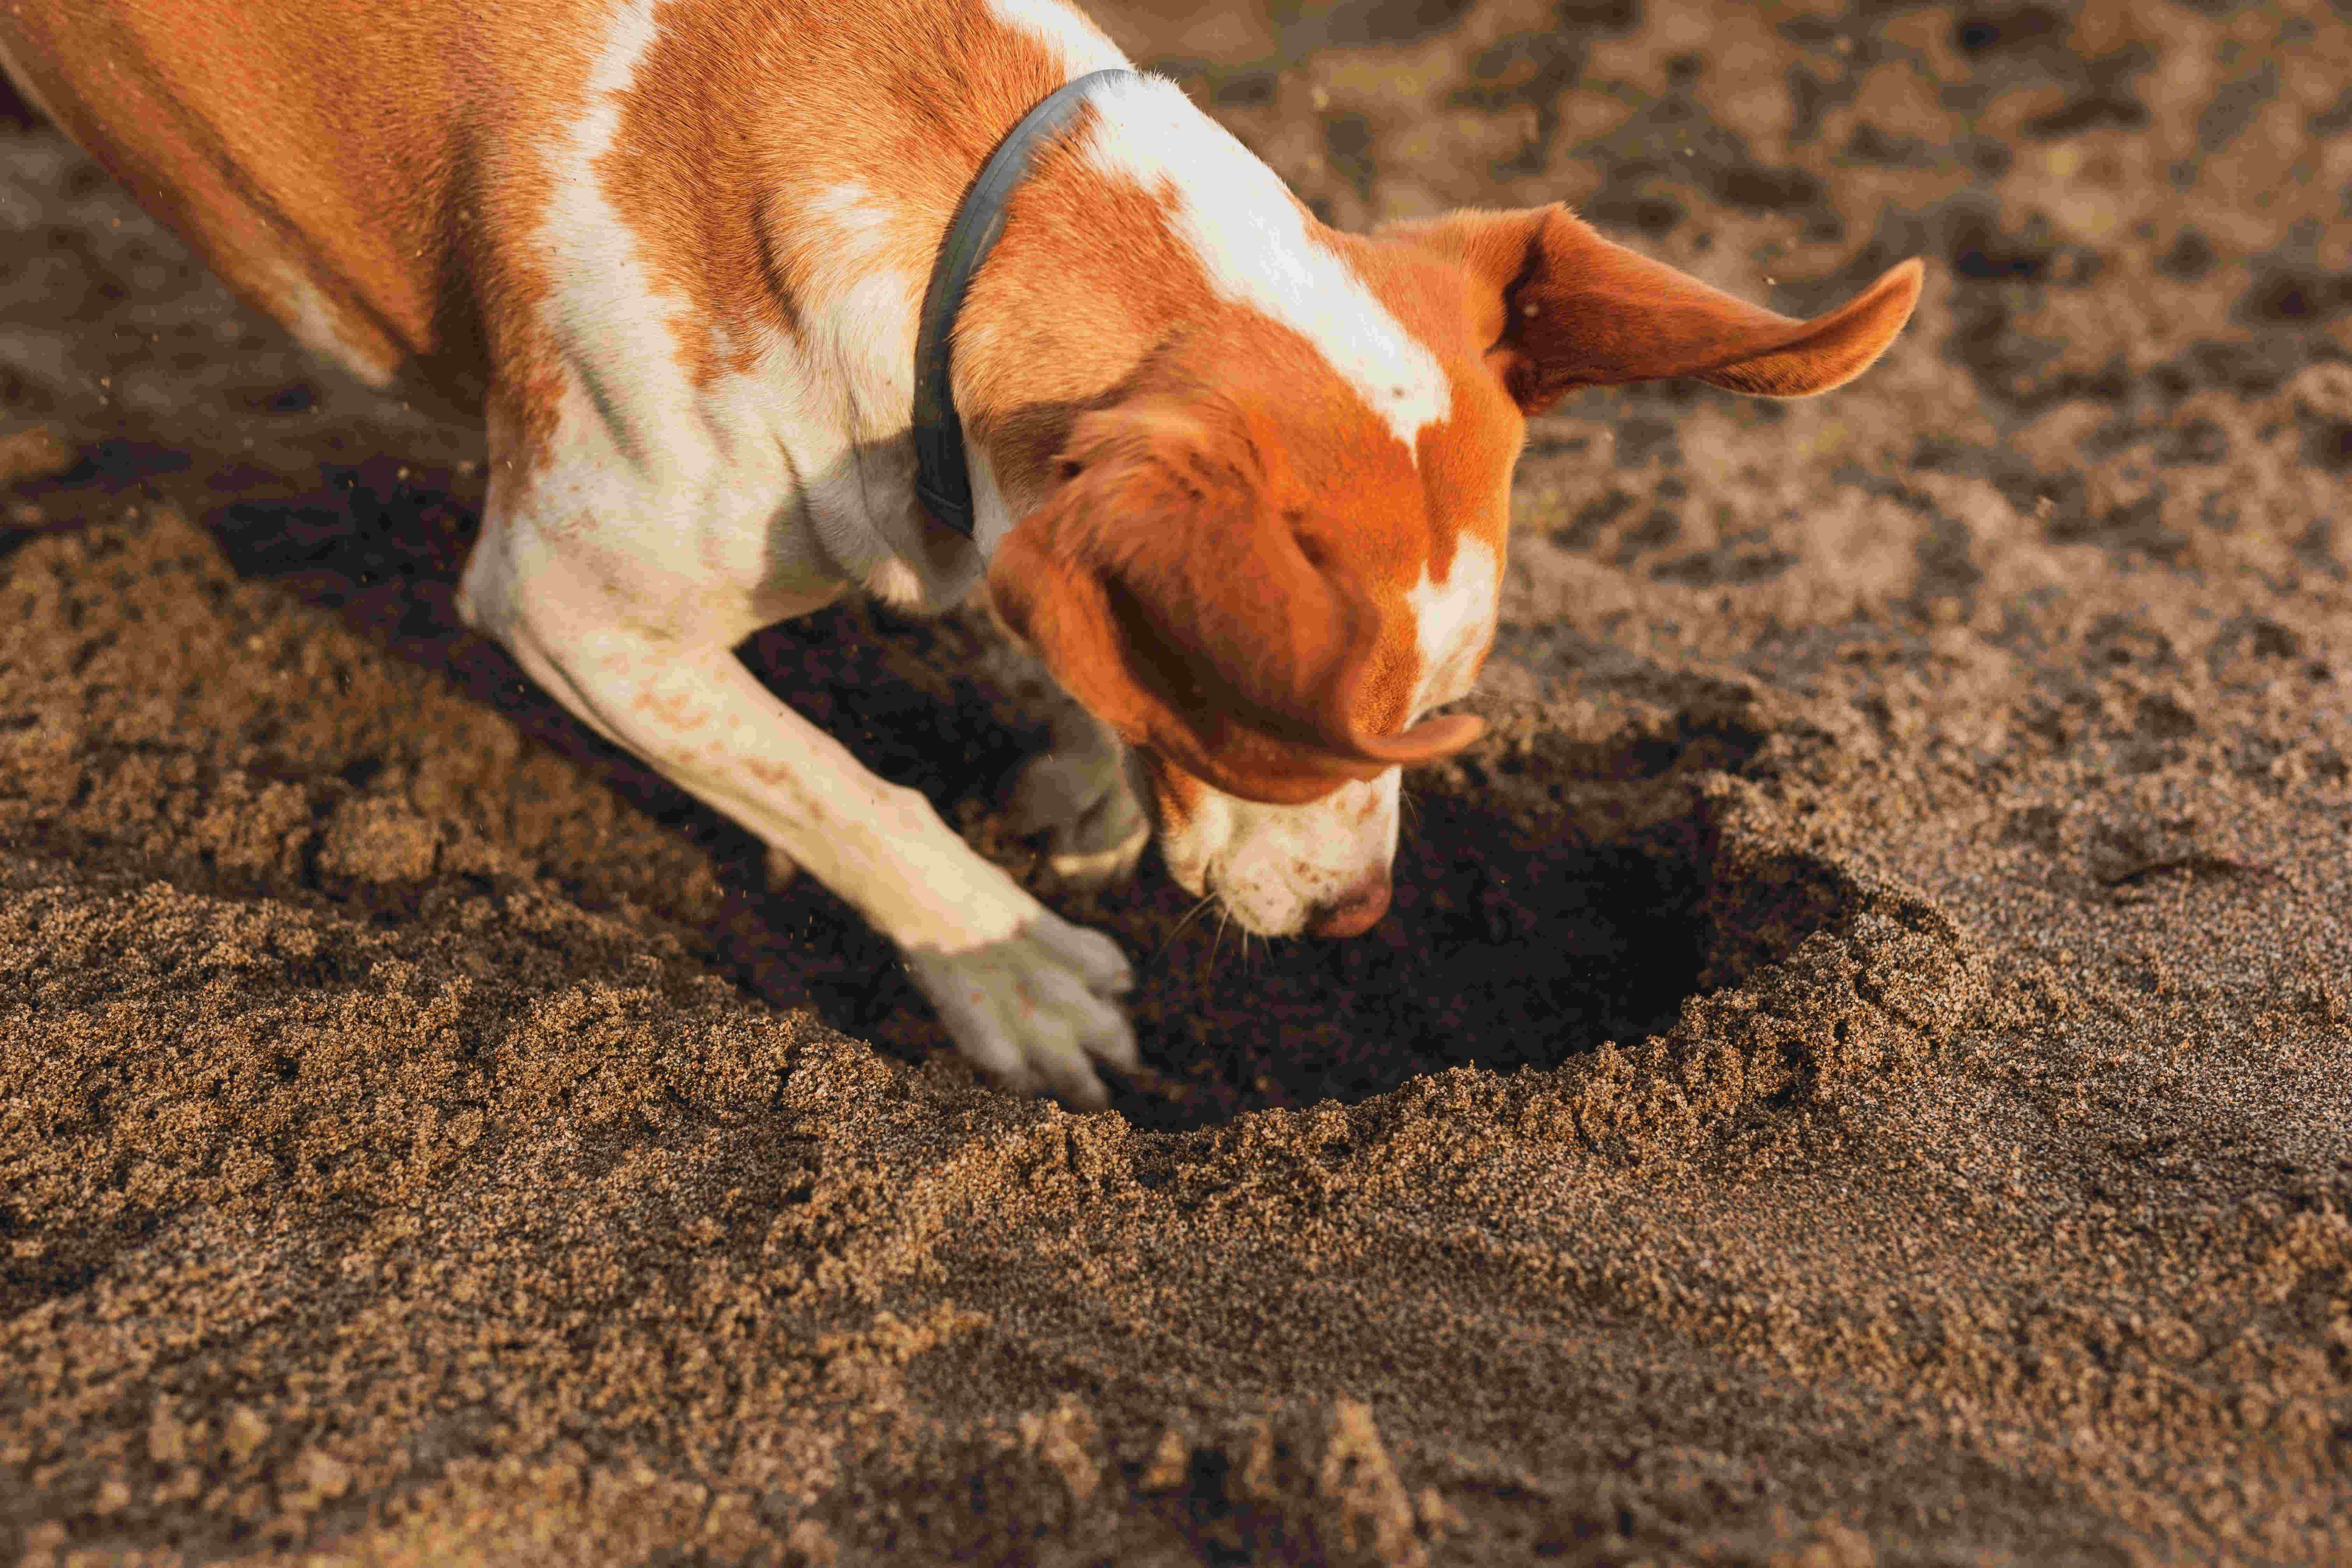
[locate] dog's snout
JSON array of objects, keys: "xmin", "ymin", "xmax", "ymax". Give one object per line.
[{"xmin": 1306, "ymin": 874, "xmax": 1391, "ymax": 938}]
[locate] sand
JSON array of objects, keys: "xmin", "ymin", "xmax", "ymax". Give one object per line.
[{"xmin": 2, "ymin": 1, "xmax": 2348, "ymax": 1562}]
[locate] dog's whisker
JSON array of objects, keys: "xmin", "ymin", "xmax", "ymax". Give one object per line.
[{"xmin": 1160, "ymin": 893, "xmax": 1216, "ymax": 954}]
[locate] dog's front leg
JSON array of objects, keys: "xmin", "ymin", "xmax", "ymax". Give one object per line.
[
  {"xmin": 966, "ymin": 626, "xmax": 1149, "ymax": 889},
  {"xmin": 1007, "ymin": 704, "xmax": 1148, "ymax": 889},
  {"xmin": 467, "ymin": 545, "xmax": 1138, "ymax": 1107}
]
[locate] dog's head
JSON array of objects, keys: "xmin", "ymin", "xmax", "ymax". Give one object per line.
[{"xmin": 991, "ymin": 203, "xmax": 1920, "ymax": 938}]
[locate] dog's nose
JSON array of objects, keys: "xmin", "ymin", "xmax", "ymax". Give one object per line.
[{"xmin": 1307, "ymin": 875, "xmax": 1391, "ymax": 938}]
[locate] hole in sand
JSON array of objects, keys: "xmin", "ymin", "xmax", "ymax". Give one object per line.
[
  {"xmin": 721, "ymin": 608, "xmax": 1857, "ymax": 1132},
  {"xmin": 738, "ymin": 741, "xmax": 1861, "ymax": 1133},
  {"xmin": 1094, "ymin": 787, "xmax": 1715, "ymax": 1132},
  {"xmin": 726, "ymin": 782, "xmax": 1709, "ymax": 1132}
]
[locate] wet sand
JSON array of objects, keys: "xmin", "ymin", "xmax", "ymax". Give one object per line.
[{"xmin": 4, "ymin": 1, "xmax": 2348, "ymax": 1562}]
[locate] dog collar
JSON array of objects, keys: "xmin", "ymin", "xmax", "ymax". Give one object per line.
[{"xmin": 912, "ymin": 67, "xmax": 1138, "ymax": 544}]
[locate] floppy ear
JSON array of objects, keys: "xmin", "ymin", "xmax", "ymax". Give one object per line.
[
  {"xmin": 1412, "ymin": 204, "xmax": 1923, "ymax": 414},
  {"xmin": 988, "ymin": 400, "xmax": 1481, "ymax": 803}
]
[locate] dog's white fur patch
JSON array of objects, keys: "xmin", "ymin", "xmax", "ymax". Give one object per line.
[
  {"xmin": 786, "ymin": 181, "xmax": 946, "ymax": 606},
  {"xmin": 1081, "ymin": 74, "xmax": 1452, "ymax": 455},
  {"xmin": 966, "ymin": 440, "xmax": 1019, "ymax": 559},
  {"xmin": 985, "ymin": 0, "xmax": 1129, "ymax": 75},
  {"xmin": 797, "ymin": 183, "xmax": 926, "ymax": 434},
  {"xmin": 1158, "ymin": 772, "xmax": 1402, "ymax": 937},
  {"xmin": 540, "ymin": 0, "xmax": 693, "ymax": 472},
  {"xmin": 262, "ymin": 259, "xmax": 397, "ymax": 387},
  {"xmin": 1408, "ymin": 534, "xmax": 1500, "ymax": 712}
]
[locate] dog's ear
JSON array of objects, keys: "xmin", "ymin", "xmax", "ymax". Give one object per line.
[
  {"xmin": 988, "ymin": 399, "xmax": 1481, "ymax": 803},
  {"xmin": 1404, "ymin": 204, "xmax": 1922, "ymax": 414}
]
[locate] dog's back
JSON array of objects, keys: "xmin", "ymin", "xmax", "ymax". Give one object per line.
[
  {"xmin": 0, "ymin": 0, "xmax": 495, "ymax": 391},
  {"xmin": 0, "ymin": 0, "xmax": 1126, "ymax": 420}
]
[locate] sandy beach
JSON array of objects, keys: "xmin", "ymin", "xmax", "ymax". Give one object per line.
[{"xmin": 3, "ymin": 1, "xmax": 2348, "ymax": 1562}]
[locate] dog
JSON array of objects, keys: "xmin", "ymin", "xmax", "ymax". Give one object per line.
[{"xmin": 0, "ymin": 0, "xmax": 1920, "ymax": 1106}]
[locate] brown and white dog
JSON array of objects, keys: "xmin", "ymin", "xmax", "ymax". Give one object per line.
[{"xmin": 0, "ymin": 0, "xmax": 1920, "ymax": 1105}]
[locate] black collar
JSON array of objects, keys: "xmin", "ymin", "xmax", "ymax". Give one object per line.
[{"xmin": 911, "ymin": 67, "xmax": 1138, "ymax": 543}]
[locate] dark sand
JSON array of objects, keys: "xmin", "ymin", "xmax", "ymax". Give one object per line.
[{"xmin": 3, "ymin": 1, "xmax": 2348, "ymax": 1562}]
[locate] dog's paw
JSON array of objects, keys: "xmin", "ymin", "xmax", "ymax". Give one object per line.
[
  {"xmin": 902, "ymin": 911, "xmax": 1137, "ymax": 1108},
  {"xmin": 1008, "ymin": 746, "xmax": 1148, "ymax": 890}
]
